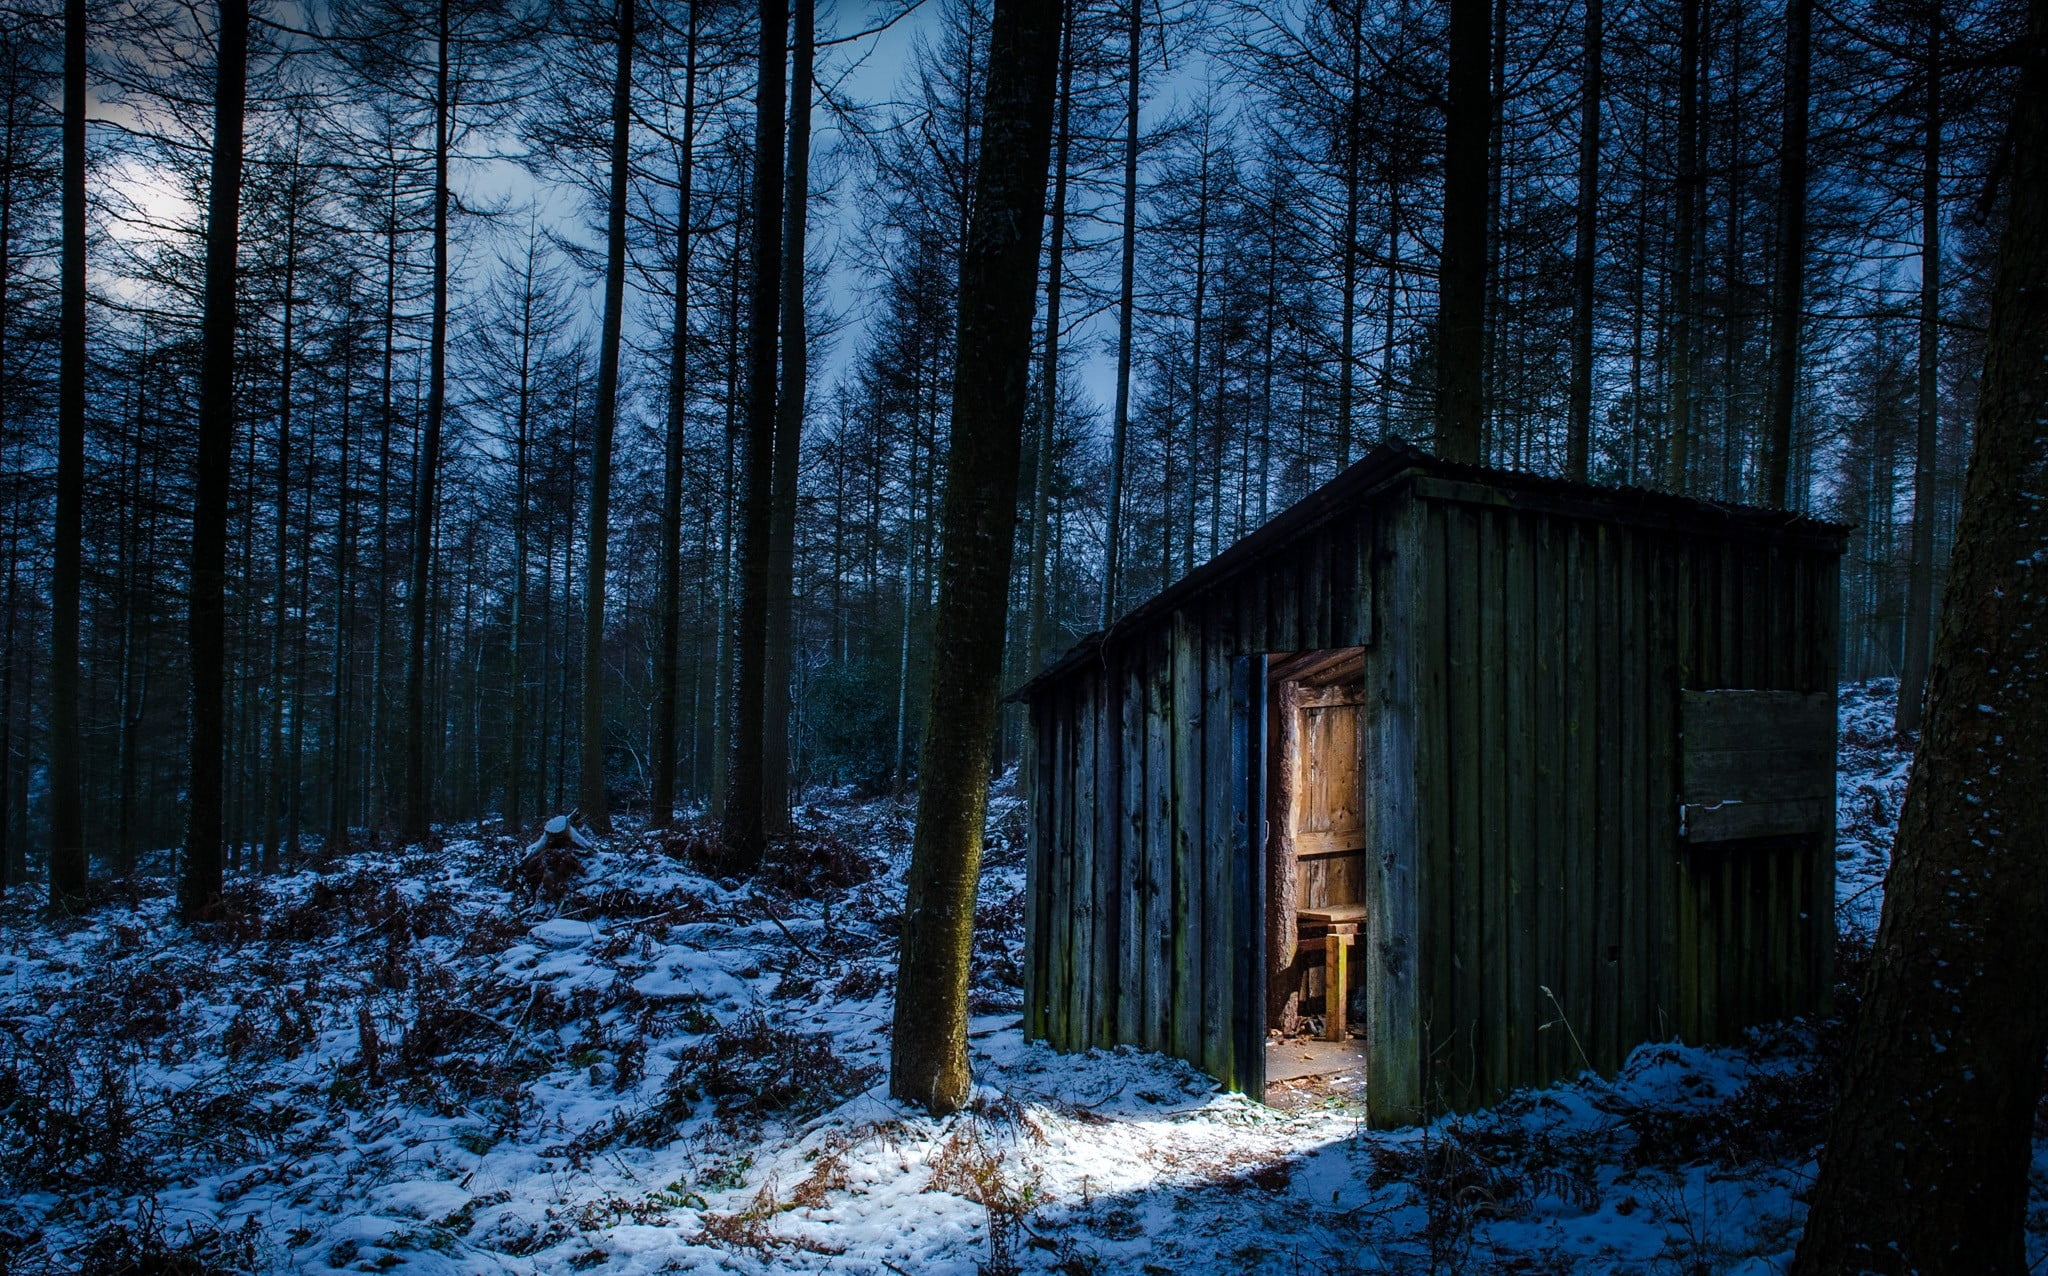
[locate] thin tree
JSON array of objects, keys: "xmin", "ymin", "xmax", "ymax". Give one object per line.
[
  {"xmin": 651, "ymin": 5, "xmax": 700, "ymax": 830},
  {"xmin": 722, "ymin": 0, "xmax": 787, "ymax": 869},
  {"xmin": 262, "ymin": 152, "xmax": 304, "ymax": 874},
  {"xmin": 890, "ymin": 0, "xmax": 1062, "ymax": 1117},
  {"xmin": 402, "ymin": 0, "xmax": 455, "ymax": 842},
  {"xmin": 1437, "ymin": 0, "xmax": 1489, "ymax": 462},
  {"xmin": 1897, "ymin": 4, "xmax": 1942, "ymax": 734},
  {"xmin": 1760, "ymin": 0, "xmax": 1812, "ymax": 506},
  {"xmin": 49, "ymin": 0, "xmax": 86, "ymax": 906},
  {"xmin": 763, "ymin": 0, "xmax": 814, "ymax": 835},
  {"xmin": 183, "ymin": 0, "xmax": 251, "ymax": 922},
  {"xmin": 1793, "ymin": 0, "xmax": 2048, "ymax": 1263},
  {"xmin": 327, "ymin": 288, "xmax": 358, "ymax": 854},
  {"xmin": 1566, "ymin": 0, "xmax": 1602, "ymax": 482},
  {"xmin": 579, "ymin": 0, "xmax": 636, "ymax": 835},
  {"xmin": 1102, "ymin": 0, "xmax": 1141, "ymax": 626},
  {"xmin": 1667, "ymin": 0, "xmax": 1701, "ymax": 490},
  {"xmin": 1021, "ymin": 0, "xmax": 1076, "ymax": 756}
]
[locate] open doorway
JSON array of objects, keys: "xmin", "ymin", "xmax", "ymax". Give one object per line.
[{"xmin": 1263, "ymin": 647, "xmax": 1371, "ymax": 1087}]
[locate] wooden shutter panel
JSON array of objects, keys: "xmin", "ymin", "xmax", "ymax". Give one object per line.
[{"xmin": 1679, "ymin": 690, "xmax": 1834, "ymax": 842}]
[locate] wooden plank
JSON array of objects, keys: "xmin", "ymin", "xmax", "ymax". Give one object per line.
[
  {"xmin": 1767, "ymin": 840, "xmax": 1790, "ymax": 1021},
  {"xmin": 1529, "ymin": 513, "xmax": 1564, "ymax": 1084},
  {"xmin": 1715, "ymin": 546, "xmax": 1741, "ymax": 1038},
  {"xmin": 1170, "ymin": 609, "xmax": 1204, "ymax": 1066},
  {"xmin": 1560, "ymin": 520, "xmax": 1596, "ymax": 1071},
  {"xmin": 1266, "ymin": 558, "xmax": 1290, "ymax": 660},
  {"xmin": 1673, "ymin": 544, "xmax": 1702, "ymax": 1042},
  {"xmin": 1447, "ymin": 505, "xmax": 1485, "ymax": 1108},
  {"xmin": 1047, "ymin": 692, "xmax": 1073, "ymax": 1049},
  {"xmin": 1503, "ymin": 511, "xmax": 1535, "ymax": 1092},
  {"xmin": 1229, "ymin": 654, "xmax": 1268, "ymax": 1098},
  {"xmin": 1143, "ymin": 630, "xmax": 1174, "ymax": 1053},
  {"xmin": 1365, "ymin": 500, "xmax": 1424, "ymax": 1125},
  {"xmin": 1023, "ymin": 698, "xmax": 1053, "ymax": 1041},
  {"xmin": 1117, "ymin": 657, "xmax": 1147, "ymax": 1046},
  {"xmin": 1645, "ymin": 539, "xmax": 1682, "ymax": 1046},
  {"xmin": 1307, "ymin": 528, "xmax": 1333, "ymax": 649},
  {"xmin": 1329, "ymin": 523, "xmax": 1356, "ymax": 647},
  {"xmin": 1358, "ymin": 521, "xmax": 1377, "ymax": 647},
  {"xmin": 1593, "ymin": 522, "xmax": 1621, "ymax": 1072},
  {"xmin": 1094, "ymin": 672, "xmax": 1123, "ymax": 1047},
  {"xmin": 1682, "ymin": 748, "xmax": 1834, "ymax": 801},
  {"xmin": 1071, "ymin": 674, "xmax": 1099, "ymax": 1048},
  {"xmin": 1475, "ymin": 507, "xmax": 1509, "ymax": 1099},
  {"xmin": 1324, "ymin": 927, "xmax": 1356, "ymax": 1040},
  {"xmin": 1683, "ymin": 798, "xmax": 1831, "ymax": 842},
  {"xmin": 1202, "ymin": 612, "xmax": 1235, "ymax": 1083},
  {"xmin": 1418, "ymin": 504, "xmax": 1457, "ymax": 1114},
  {"xmin": 1619, "ymin": 529, "xmax": 1650, "ymax": 1062},
  {"xmin": 1679, "ymin": 691, "xmax": 1833, "ymax": 752},
  {"xmin": 1289, "ymin": 681, "xmax": 1367, "ymax": 708}
]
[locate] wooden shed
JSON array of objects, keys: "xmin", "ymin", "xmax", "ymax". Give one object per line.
[{"xmin": 1016, "ymin": 442, "xmax": 1846, "ymax": 1126}]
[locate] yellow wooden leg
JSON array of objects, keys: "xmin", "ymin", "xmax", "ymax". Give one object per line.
[{"xmin": 1325, "ymin": 924, "xmax": 1358, "ymax": 1041}]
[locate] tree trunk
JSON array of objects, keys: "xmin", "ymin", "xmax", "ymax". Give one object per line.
[
  {"xmin": 722, "ymin": 0, "xmax": 787, "ymax": 869},
  {"xmin": 1337, "ymin": 0, "xmax": 1363, "ymax": 466},
  {"xmin": 1021, "ymin": 1, "xmax": 1075, "ymax": 795},
  {"xmin": 1566, "ymin": 0, "xmax": 1602, "ymax": 482},
  {"xmin": 505, "ymin": 235, "xmax": 545, "ymax": 829},
  {"xmin": 183, "ymin": 0, "xmax": 250, "ymax": 921},
  {"xmin": 652, "ymin": 6, "xmax": 699, "ymax": 830},
  {"xmin": 1102, "ymin": 0, "xmax": 1141, "ymax": 627},
  {"xmin": 263, "ymin": 172, "xmax": 299, "ymax": 874},
  {"xmin": 403, "ymin": 0, "xmax": 453, "ymax": 842},
  {"xmin": 328, "ymin": 318, "xmax": 355, "ymax": 854},
  {"xmin": 1793, "ymin": 1, "xmax": 2048, "ymax": 1265},
  {"xmin": 763, "ymin": 0, "xmax": 813, "ymax": 836},
  {"xmin": 890, "ymin": 0, "xmax": 1061, "ymax": 1117},
  {"xmin": 50, "ymin": 0, "xmax": 87, "ymax": 906},
  {"xmin": 1436, "ymin": 0, "xmax": 1489, "ymax": 463},
  {"xmin": 1667, "ymin": 0, "xmax": 1701, "ymax": 491},
  {"xmin": 370, "ymin": 179, "xmax": 398, "ymax": 836},
  {"xmin": 1898, "ymin": 9, "xmax": 1942, "ymax": 736},
  {"xmin": 710, "ymin": 242, "xmax": 743, "ymax": 817},
  {"xmin": 1760, "ymin": 0, "xmax": 1812, "ymax": 507},
  {"xmin": 580, "ymin": 0, "xmax": 636, "ymax": 835}
]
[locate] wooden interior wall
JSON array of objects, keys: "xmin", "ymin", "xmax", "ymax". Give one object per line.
[{"xmin": 1408, "ymin": 485, "xmax": 1840, "ymax": 1113}]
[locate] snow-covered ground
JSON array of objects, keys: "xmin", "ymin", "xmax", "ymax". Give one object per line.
[{"xmin": 0, "ymin": 682, "xmax": 2037, "ymax": 1274}]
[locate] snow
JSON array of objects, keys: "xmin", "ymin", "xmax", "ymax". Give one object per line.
[{"xmin": 0, "ymin": 682, "xmax": 2039, "ymax": 1273}]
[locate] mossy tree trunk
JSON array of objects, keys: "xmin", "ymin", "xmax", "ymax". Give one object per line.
[
  {"xmin": 890, "ymin": 0, "xmax": 1063, "ymax": 1117},
  {"xmin": 1794, "ymin": 2, "xmax": 2048, "ymax": 1265}
]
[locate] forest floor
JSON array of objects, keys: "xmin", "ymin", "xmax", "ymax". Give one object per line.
[{"xmin": 2, "ymin": 682, "xmax": 2042, "ymax": 1275}]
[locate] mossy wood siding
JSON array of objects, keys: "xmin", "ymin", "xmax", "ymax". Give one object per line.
[{"xmin": 1021, "ymin": 447, "xmax": 1844, "ymax": 1125}]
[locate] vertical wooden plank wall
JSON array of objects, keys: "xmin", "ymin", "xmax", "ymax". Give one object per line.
[
  {"xmin": 1023, "ymin": 510, "xmax": 1382, "ymax": 1092},
  {"xmin": 1365, "ymin": 503, "xmax": 1425, "ymax": 1123},
  {"xmin": 1413, "ymin": 490, "xmax": 1841, "ymax": 1112}
]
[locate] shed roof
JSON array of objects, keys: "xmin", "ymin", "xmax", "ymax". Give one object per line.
[{"xmin": 1013, "ymin": 440, "xmax": 1847, "ymax": 702}]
